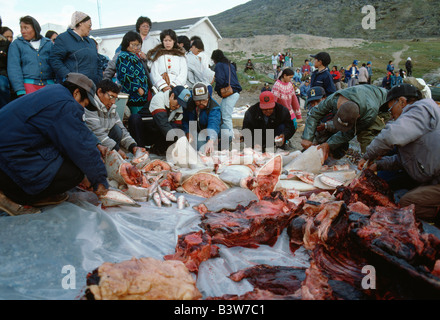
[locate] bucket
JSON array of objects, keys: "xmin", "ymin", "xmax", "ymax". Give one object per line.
[{"xmin": 115, "ymin": 93, "xmax": 129, "ymax": 119}]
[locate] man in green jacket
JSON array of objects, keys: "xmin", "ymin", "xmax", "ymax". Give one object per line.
[{"xmin": 301, "ymin": 84, "xmax": 389, "ymax": 160}]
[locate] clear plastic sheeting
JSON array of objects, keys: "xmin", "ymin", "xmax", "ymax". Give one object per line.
[{"xmin": 0, "ymin": 190, "xmax": 309, "ymax": 300}]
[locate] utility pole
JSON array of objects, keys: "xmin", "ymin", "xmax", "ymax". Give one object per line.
[{"xmin": 97, "ymin": 0, "xmax": 102, "ymax": 29}]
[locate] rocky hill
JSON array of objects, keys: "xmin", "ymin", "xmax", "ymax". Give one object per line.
[{"xmin": 210, "ymin": 0, "xmax": 440, "ymax": 39}]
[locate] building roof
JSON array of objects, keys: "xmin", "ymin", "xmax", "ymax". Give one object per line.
[{"xmin": 90, "ymin": 16, "xmax": 221, "ymax": 38}]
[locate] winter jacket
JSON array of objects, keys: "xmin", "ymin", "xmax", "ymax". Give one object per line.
[
  {"xmin": 310, "ymin": 68, "xmax": 337, "ymax": 96},
  {"xmin": 84, "ymin": 94, "xmax": 137, "ymax": 152},
  {"xmin": 182, "ymin": 98, "xmax": 222, "ymax": 141},
  {"xmin": 50, "ymin": 28, "xmax": 102, "ymax": 85},
  {"xmin": 116, "ymin": 51, "xmax": 149, "ymax": 107},
  {"xmin": 363, "ymin": 99, "xmax": 440, "ymax": 185},
  {"xmin": 186, "ymin": 51, "xmax": 215, "ymax": 89},
  {"xmin": 213, "ymin": 62, "xmax": 242, "ymax": 97},
  {"xmin": 242, "ymin": 102, "xmax": 296, "ymax": 149},
  {"xmin": 149, "ymin": 90, "xmax": 183, "ymax": 138},
  {"xmin": 302, "ymin": 85, "xmax": 387, "ymax": 151},
  {"xmin": 0, "ymin": 84, "xmax": 108, "ymax": 194},
  {"xmin": 7, "ymin": 36, "xmax": 54, "ymax": 95},
  {"xmin": 0, "ymin": 35, "xmax": 9, "ymax": 77},
  {"xmin": 147, "ymin": 46, "xmax": 187, "ymax": 92}
]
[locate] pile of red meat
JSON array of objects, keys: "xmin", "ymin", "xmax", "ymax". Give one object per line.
[{"xmin": 163, "ymin": 169, "xmax": 440, "ymax": 299}]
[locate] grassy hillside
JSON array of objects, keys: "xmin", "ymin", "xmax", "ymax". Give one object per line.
[{"xmin": 210, "ymin": 0, "xmax": 440, "ymax": 39}]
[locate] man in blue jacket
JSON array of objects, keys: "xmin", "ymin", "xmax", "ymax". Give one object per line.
[
  {"xmin": 183, "ymin": 82, "xmax": 222, "ymax": 154},
  {"xmin": 0, "ymin": 73, "xmax": 109, "ymax": 216}
]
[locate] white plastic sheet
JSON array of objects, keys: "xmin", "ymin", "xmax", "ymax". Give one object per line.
[{"xmin": 0, "ymin": 189, "xmax": 309, "ymax": 300}]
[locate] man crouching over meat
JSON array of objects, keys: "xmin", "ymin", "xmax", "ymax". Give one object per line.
[
  {"xmin": 359, "ymin": 84, "xmax": 440, "ymax": 226},
  {"xmin": 0, "ymin": 73, "xmax": 109, "ymax": 216}
]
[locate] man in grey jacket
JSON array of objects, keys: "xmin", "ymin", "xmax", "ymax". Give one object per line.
[
  {"xmin": 359, "ymin": 84, "xmax": 440, "ymax": 224},
  {"xmin": 85, "ymin": 79, "xmax": 145, "ymax": 159}
]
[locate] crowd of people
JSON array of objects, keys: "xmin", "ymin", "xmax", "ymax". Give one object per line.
[{"xmin": 0, "ymin": 12, "xmax": 438, "ymax": 227}]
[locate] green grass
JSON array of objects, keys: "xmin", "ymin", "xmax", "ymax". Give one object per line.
[{"xmin": 225, "ymin": 38, "xmax": 440, "ymax": 86}]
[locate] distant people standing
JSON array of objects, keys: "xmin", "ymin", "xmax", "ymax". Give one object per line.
[
  {"xmin": 0, "ymin": 17, "xmax": 11, "ymax": 108},
  {"xmin": 301, "ymin": 59, "xmax": 311, "ymax": 74},
  {"xmin": 405, "ymin": 57, "xmax": 413, "ymax": 77},
  {"xmin": 366, "ymin": 61, "xmax": 373, "ymax": 84},
  {"xmin": 330, "ymin": 66, "xmax": 341, "ymax": 91},
  {"xmin": 382, "ymin": 72, "xmax": 392, "ymax": 90},
  {"xmin": 387, "ymin": 60, "xmax": 394, "ymax": 74},
  {"xmin": 211, "ymin": 49, "xmax": 242, "ymax": 142},
  {"xmin": 272, "ymin": 68, "xmax": 302, "ymax": 125},
  {"xmin": 391, "ymin": 70, "xmax": 403, "ymax": 88},
  {"xmin": 271, "ymin": 52, "xmax": 278, "ymax": 78},
  {"xmin": 309, "ymin": 52, "xmax": 336, "ymax": 96},
  {"xmin": 346, "ymin": 60, "xmax": 359, "ymax": 87},
  {"xmin": 358, "ymin": 63, "xmax": 369, "ymax": 85}
]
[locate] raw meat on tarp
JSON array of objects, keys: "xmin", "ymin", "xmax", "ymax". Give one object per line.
[
  {"xmin": 201, "ymin": 192, "xmax": 304, "ymax": 248},
  {"xmin": 182, "ymin": 172, "xmax": 229, "ymax": 198},
  {"xmin": 164, "ymin": 231, "xmax": 220, "ymax": 274},
  {"xmin": 335, "ymin": 169, "xmax": 397, "ymax": 208},
  {"xmin": 245, "ymin": 155, "xmax": 282, "ymax": 200},
  {"xmin": 193, "ymin": 187, "xmax": 259, "ymax": 215},
  {"xmin": 82, "ymin": 257, "xmax": 202, "ymax": 300}
]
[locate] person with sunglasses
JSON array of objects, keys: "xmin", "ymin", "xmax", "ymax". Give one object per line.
[
  {"xmin": 359, "ymin": 84, "xmax": 440, "ymax": 226},
  {"xmin": 85, "ymin": 79, "xmax": 145, "ymax": 160}
]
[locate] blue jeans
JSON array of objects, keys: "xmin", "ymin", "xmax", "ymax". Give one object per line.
[
  {"xmin": 0, "ymin": 76, "xmax": 10, "ymax": 108},
  {"xmin": 220, "ymin": 92, "xmax": 240, "ymax": 139}
]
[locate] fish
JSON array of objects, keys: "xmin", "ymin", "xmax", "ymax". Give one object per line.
[
  {"xmin": 100, "ymin": 189, "xmax": 141, "ymax": 208},
  {"xmin": 104, "ymin": 150, "xmax": 127, "ymax": 185},
  {"xmin": 141, "ymin": 159, "xmax": 171, "ymax": 173},
  {"xmin": 147, "ymin": 173, "xmax": 164, "ymax": 200},
  {"xmin": 132, "ymin": 149, "xmax": 150, "ymax": 167},
  {"xmin": 157, "ymin": 186, "xmax": 172, "ymax": 207},
  {"xmin": 126, "ymin": 184, "xmax": 149, "ymax": 201},
  {"xmin": 153, "ymin": 192, "xmax": 162, "ymax": 207},
  {"xmin": 161, "ymin": 189, "xmax": 177, "ymax": 203},
  {"xmin": 177, "ymin": 195, "xmax": 190, "ymax": 210}
]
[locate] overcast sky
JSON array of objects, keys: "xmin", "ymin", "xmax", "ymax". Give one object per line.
[{"xmin": 2, "ymin": 0, "xmax": 250, "ymax": 37}]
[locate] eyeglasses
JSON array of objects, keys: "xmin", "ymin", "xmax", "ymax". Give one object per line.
[
  {"xmin": 105, "ymin": 92, "xmax": 119, "ymax": 102},
  {"xmin": 129, "ymin": 43, "xmax": 142, "ymax": 49},
  {"xmin": 387, "ymin": 99, "xmax": 399, "ymax": 113}
]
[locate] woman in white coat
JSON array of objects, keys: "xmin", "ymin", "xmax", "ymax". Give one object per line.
[{"xmin": 147, "ymin": 29, "xmax": 187, "ymax": 92}]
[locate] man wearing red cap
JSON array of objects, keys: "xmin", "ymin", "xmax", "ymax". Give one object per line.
[{"xmin": 242, "ymin": 91, "xmax": 296, "ymax": 151}]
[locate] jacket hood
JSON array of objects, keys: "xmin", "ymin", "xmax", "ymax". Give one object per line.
[{"xmin": 147, "ymin": 44, "xmax": 186, "ymax": 62}]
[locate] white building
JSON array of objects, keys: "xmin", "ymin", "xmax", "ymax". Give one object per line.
[{"xmin": 89, "ymin": 16, "xmax": 222, "ymax": 59}]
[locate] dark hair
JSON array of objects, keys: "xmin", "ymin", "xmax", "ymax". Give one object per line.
[
  {"xmin": 191, "ymin": 38, "xmax": 204, "ymax": 51},
  {"xmin": 362, "ymin": 63, "xmax": 366, "ymax": 67},
  {"xmin": 97, "ymin": 79, "xmax": 121, "ymax": 94},
  {"xmin": 121, "ymin": 31, "xmax": 143, "ymax": 52},
  {"xmin": 177, "ymin": 35, "xmax": 190, "ymax": 51},
  {"xmin": 211, "ymin": 49, "xmax": 229, "ymax": 64},
  {"xmin": 332, "ymin": 66, "xmax": 338, "ymax": 70},
  {"xmin": 136, "ymin": 16, "xmax": 152, "ymax": 32},
  {"xmin": 19, "ymin": 16, "xmax": 35, "ymax": 28},
  {"xmin": 278, "ymin": 68, "xmax": 294, "ymax": 80},
  {"xmin": 45, "ymin": 30, "xmax": 57, "ymax": 39},
  {"xmin": 62, "ymin": 81, "xmax": 88, "ymax": 101},
  {"xmin": 160, "ymin": 29, "xmax": 178, "ymax": 49},
  {"xmin": 75, "ymin": 16, "xmax": 91, "ymax": 28},
  {"xmin": 389, "ymin": 60, "xmax": 393, "ymax": 64}
]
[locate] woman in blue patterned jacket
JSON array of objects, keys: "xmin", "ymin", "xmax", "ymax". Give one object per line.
[{"xmin": 116, "ymin": 31, "xmax": 150, "ymax": 115}]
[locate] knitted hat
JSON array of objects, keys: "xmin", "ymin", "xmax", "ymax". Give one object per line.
[{"xmin": 69, "ymin": 11, "xmax": 89, "ymax": 29}]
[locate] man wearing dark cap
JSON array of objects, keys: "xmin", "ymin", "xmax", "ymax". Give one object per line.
[
  {"xmin": 301, "ymin": 84, "xmax": 388, "ymax": 159},
  {"xmin": 148, "ymin": 85, "xmax": 191, "ymax": 154},
  {"xmin": 242, "ymin": 91, "xmax": 296, "ymax": 151},
  {"xmin": 183, "ymin": 82, "xmax": 222, "ymax": 154},
  {"xmin": 0, "ymin": 73, "xmax": 109, "ymax": 216},
  {"xmin": 359, "ymin": 84, "xmax": 440, "ymax": 225},
  {"xmin": 309, "ymin": 52, "xmax": 336, "ymax": 97}
]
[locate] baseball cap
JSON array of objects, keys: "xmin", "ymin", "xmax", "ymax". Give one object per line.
[
  {"xmin": 259, "ymin": 91, "xmax": 275, "ymax": 109},
  {"xmin": 307, "ymin": 87, "xmax": 326, "ymax": 102},
  {"xmin": 172, "ymin": 86, "xmax": 191, "ymax": 108},
  {"xmin": 333, "ymin": 101, "xmax": 360, "ymax": 132},
  {"xmin": 310, "ymin": 52, "xmax": 331, "ymax": 66},
  {"xmin": 65, "ymin": 73, "xmax": 98, "ymax": 111},
  {"xmin": 383, "ymin": 83, "xmax": 422, "ymax": 107},
  {"xmin": 353, "ymin": 60, "xmax": 359, "ymax": 65},
  {"xmin": 192, "ymin": 82, "xmax": 209, "ymax": 101}
]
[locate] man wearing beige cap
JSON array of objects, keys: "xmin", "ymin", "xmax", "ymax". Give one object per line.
[
  {"xmin": 50, "ymin": 11, "xmax": 102, "ymax": 85},
  {"xmin": 0, "ymin": 73, "xmax": 109, "ymax": 216}
]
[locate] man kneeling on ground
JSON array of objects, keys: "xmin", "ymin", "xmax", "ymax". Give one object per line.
[
  {"xmin": 242, "ymin": 91, "xmax": 296, "ymax": 152},
  {"xmin": 0, "ymin": 73, "xmax": 109, "ymax": 216},
  {"xmin": 85, "ymin": 79, "xmax": 146, "ymax": 159}
]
